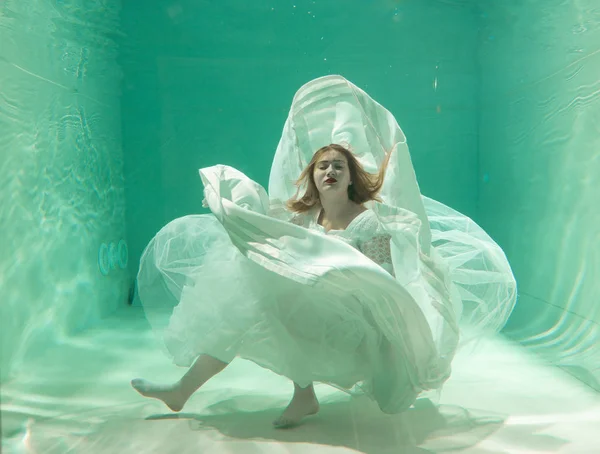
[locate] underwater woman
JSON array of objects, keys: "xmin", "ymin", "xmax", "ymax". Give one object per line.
[{"xmin": 131, "ymin": 75, "xmax": 516, "ymax": 429}]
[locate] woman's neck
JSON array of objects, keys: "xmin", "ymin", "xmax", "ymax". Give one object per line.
[{"xmin": 318, "ymin": 196, "xmax": 364, "ymax": 229}]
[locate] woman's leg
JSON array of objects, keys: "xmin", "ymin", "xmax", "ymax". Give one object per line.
[
  {"xmin": 273, "ymin": 382, "xmax": 320, "ymax": 428},
  {"xmin": 131, "ymin": 354, "xmax": 229, "ymax": 412}
]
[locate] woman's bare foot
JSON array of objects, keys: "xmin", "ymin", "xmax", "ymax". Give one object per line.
[
  {"xmin": 131, "ymin": 356, "xmax": 229, "ymax": 413},
  {"xmin": 273, "ymin": 385, "xmax": 320, "ymax": 429},
  {"xmin": 131, "ymin": 379, "xmax": 187, "ymax": 412}
]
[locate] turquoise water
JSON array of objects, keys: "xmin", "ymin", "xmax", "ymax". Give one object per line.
[{"xmin": 2, "ymin": 0, "xmax": 600, "ymax": 452}]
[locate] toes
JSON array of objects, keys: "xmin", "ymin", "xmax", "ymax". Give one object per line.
[
  {"xmin": 273, "ymin": 418, "xmax": 293, "ymax": 428},
  {"xmin": 273, "ymin": 417, "xmax": 299, "ymax": 429},
  {"xmin": 131, "ymin": 379, "xmax": 150, "ymax": 393}
]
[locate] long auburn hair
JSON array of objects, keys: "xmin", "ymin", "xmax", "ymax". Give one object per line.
[{"xmin": 287, "ymin": 143, "xmax": 392, "ymax": 213}]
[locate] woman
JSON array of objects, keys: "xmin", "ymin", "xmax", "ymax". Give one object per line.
[{"xmin": 131, "ymin": 76, "xmax": 517, "ymax": 429}]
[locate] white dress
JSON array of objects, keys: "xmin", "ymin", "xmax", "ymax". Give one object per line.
[{"xmin": 137, "ymin": 76, "xmax": 517, "ymax": 414}]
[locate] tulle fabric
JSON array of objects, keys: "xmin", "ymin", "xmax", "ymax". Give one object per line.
[{"xmin": 422, "ymin": 196, "xmax": 517, "ymax": 341}]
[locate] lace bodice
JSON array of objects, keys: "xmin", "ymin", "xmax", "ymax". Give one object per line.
[{"xmin": 291, "ymin": 209, "xmax": 395, "ymax": 276}]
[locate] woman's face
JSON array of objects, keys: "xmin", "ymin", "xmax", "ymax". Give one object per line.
[{"xmin": 313, "ymin": 150, "xmax": 352, "ymax": 197}]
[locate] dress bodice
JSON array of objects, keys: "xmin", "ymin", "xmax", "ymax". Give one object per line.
[{"xmin": 291, "ymin": 208, "xmax": 395, "ymax": 276}]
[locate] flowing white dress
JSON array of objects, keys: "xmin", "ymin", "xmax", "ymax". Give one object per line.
[{"xmin": 137, "ymin": 75, "xmax": 517, "ymax": 414}]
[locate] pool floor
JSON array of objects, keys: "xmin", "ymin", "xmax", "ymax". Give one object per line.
[{"xmin": 2, "ymin": 307, "xmax": 599, "ymax": 453}]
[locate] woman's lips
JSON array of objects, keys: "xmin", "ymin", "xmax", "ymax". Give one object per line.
[{"xmin": 325, "ymin": 178, "xmax": 337, "ymax": 184}]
